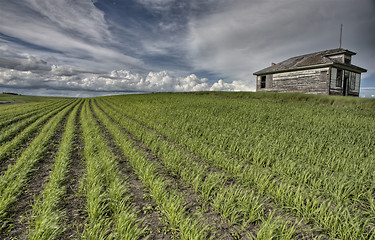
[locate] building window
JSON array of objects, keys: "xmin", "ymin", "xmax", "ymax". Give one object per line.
[
  {"xmin": 356, "ymin": 73, "xmax": 361, "ymax": 89},
  {"xmin": 350, "ymin": 72, "xmax": 356, "ymax": 90},
  {"xmin": 344, "ymin": 57, "xmax": 351, "ymax": 64},
  {"xmin": 336, "ymin": 69, "xmax": 343, "ymax": 87},
  {"xmin": 260, "ymin": 76, "xmax": 266, "ymax": 88},
  {"xmin": 343, "ymin": 70, "xmax": 350, "ymax": 95}
]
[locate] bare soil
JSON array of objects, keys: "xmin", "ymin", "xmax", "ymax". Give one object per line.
[
  {"xmin": 92, "ymin": 100, "xmax": 245, "ymax": 239},
  {"xmin": 0, "ymin": 98, "xmax": 330, "ymax": 239},
  {"xmin": 60, "ymin": 106, "xmax": 87, "ymax": 239},
  {"xmin": 90, "ymin": 101, "xmax": 171, "ymax": 239},
  {"xmin": 1, "ymin": 116, "xmax": 66, "ymax": 239},
  {"xmin": 0, "ymin": 123, "xmax": 43, "ymax": 176},
  {"xmin": 97, "ymin": 99, "xmax": 328, "ymax": 239}
]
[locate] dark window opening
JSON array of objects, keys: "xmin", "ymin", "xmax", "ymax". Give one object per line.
[
  {"xmin": 344, "ymin": 58, "xmax": 351, "ymax": 64},
  {"xmin": 349, "ymin": 72, "xmax": 356, "ymax": 90},
  {"xmin": 343, "ymin": 70, "xmax": 350, "ymax": 96},
  {"xmin": 260, "ymin": 76, "xmax": 266, "ymax": 88},
  {"xmin": 336, "ymin": 69, "xmax": 343, "ymax": 87}
]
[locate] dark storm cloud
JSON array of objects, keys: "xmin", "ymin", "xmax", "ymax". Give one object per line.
[
  {"xmin": 187, "ymin": 0, "xmax": 375, "ymax": 85},
  {"xmin": 0, "ymin": 0, "xmax": 143, "ymax": 71},
  {"xmin": 0, "ymin": 56, "xmax": 50, "ymax": 72}
]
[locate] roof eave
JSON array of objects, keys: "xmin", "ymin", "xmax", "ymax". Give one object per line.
[
  {"xmin": 325, "ymin": 49, "xmax": 357, "ymax": 57},
  {"xmin": 253, "ymin": 63, "xmax": 367, "ymax": 76},
  {"xmin": 332, "ymin": 63, "xmax": 367, "ymax": 73},
  {"xmin": 253, "ymin": 63, "xmax": 332, "ymax": 75}
]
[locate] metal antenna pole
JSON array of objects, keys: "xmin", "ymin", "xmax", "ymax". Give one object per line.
[{"xmin": 339, "ymin": 24, "xmax": 343, "ymax": 49}]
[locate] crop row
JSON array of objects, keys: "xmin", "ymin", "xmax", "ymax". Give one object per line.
[
  {"xmin": 1, "ymin": 92, "xmax": 373, "ymax": 239},
  {"xmin": 78, "ymin": 100, "xmax": 146, "ymax": 239},
  {"xmin": 0, "ymin": 100, "xmax": 70, "ymax": 130},
  {"xmin": 0, "ymin": 100, "xmax": 74, "ymax": 162},
  {"xmin": 101, "ymin": 93, "xmax": 375, "ymax": 239},
  {"xmin": 1, "ymin": 97, "xmax": 214, "ymax": 239},
  {"xmin": 0, "ymin": 100, "xmax": 71, "ymax": 147},
  {"xmin": 28, "ymin": 100, "xmax": 82, "ymax": 239},
  {"xmin": 94, "ymin": 99, "xmax": 302, "ymax": 239},
  {"xmin": 1, "ymin": 99, "xmax": 147, "ymax": 239},
  {"xmin": 0, "ymin": 99, "xmax": 79, "ymax": 232},
  {"xmin": 91, "ymin": 99, "xmax": 213, "ymax": 239}
]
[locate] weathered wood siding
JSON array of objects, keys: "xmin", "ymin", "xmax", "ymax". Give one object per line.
[
  {"xmin": 329, "ymin": 54, "xmax": 345, "ymax": 63},
  {"xmin": 256, "ymin": 75, "xmax": 273, "ymax": 90},
  {"xmin": 329, "ymin": 67, "xmax": 361, "ymax": 96},
  {"xmin": 257, "ymin": 67, "xmax": 330, "ymax": 94},
  {"xmin": 329, "ymin": 67, "xmax": 343, "ymax": 95},
  {"xmin": 354, "ymin": 73, "xmax": 361, "ymax": 94}
]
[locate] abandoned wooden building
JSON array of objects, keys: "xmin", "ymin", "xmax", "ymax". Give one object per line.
[{"xmin": 253, "ymin": 48, "xmax": 367, "ymax": 96}]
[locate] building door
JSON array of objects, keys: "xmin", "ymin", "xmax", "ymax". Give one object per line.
[{"xmin": 343, "ymin": 70, "xmax": 349, "ymax": 96}]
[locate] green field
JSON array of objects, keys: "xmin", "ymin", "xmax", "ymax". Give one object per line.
[
  {"xmin": 0, "ymin": 92, "xmax": 374, "ymax": 239},
  {"xmin": 0, "ymin": 93, "xmax": 71, "ymax": 103}
]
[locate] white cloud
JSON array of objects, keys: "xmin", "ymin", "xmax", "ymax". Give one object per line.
[
  {"xmin": 144, "ymin": 71, "xmax": 210, "ymax": 92},
  {"xmin": 134, "ymin": 0, "xmax": 175, "ymax": 11},
  {"xmin": 210, "ymin": 80, "xmax": 253, "ymax": 91},
  {"xmin": 0, "ymin": 61, "xmax": 248, "ymax": 94},
  {"xmin": 26, "ymin": 0, "xmax": 112, "ymax": 44}
]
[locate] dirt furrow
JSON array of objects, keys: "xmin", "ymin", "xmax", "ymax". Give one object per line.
[
  {"xmin": 99, "ymin": 99, "xmax": 327, "ymax": 239},
  {"xmin": 89, "ymin": 101, "xmax": 169, "ymax": 239},
  {"xmin": 0, "ymin": 126, "xmax": 42, "ymax": 176},
  {"xmin": 92, "ymin": 100, "xmax": 244, "ymax": 239},
  {"xmin": 60, "ymin": 104, "xmax": 86, "ymax": 239},
  {"xmin": 1, "ymin": 115, "xmax": 67, "ymax": 239},
  {"xmin": 0, "ymin": 103, "xmax": 69, "ymax": 175}
]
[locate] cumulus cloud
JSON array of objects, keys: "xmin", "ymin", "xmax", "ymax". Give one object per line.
[
  {"xmin": 210, "ymin": 80, "xmax": 253, "ymax": 91},
  {"xmin": 0, "ymin": 56, "xmax": 247, "ymax": 94}
]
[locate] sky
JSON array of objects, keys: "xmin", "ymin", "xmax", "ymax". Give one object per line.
[{"xmin": 0, "ymin": 0, "xmax": 374, "ymax": 97}]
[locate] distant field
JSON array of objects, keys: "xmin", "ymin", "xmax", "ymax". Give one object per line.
[
  {"xmin": 0, "ymin": 93, "xmax": 70, "ymax": 103},
  {"xmin": 0, "ymin": 92, "xmax": 374, "ymax": 239}
]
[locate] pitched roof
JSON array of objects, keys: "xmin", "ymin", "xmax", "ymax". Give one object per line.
[{"xmin": 253, "ymin": 48, "xmax": 367, "ymax": 75}]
